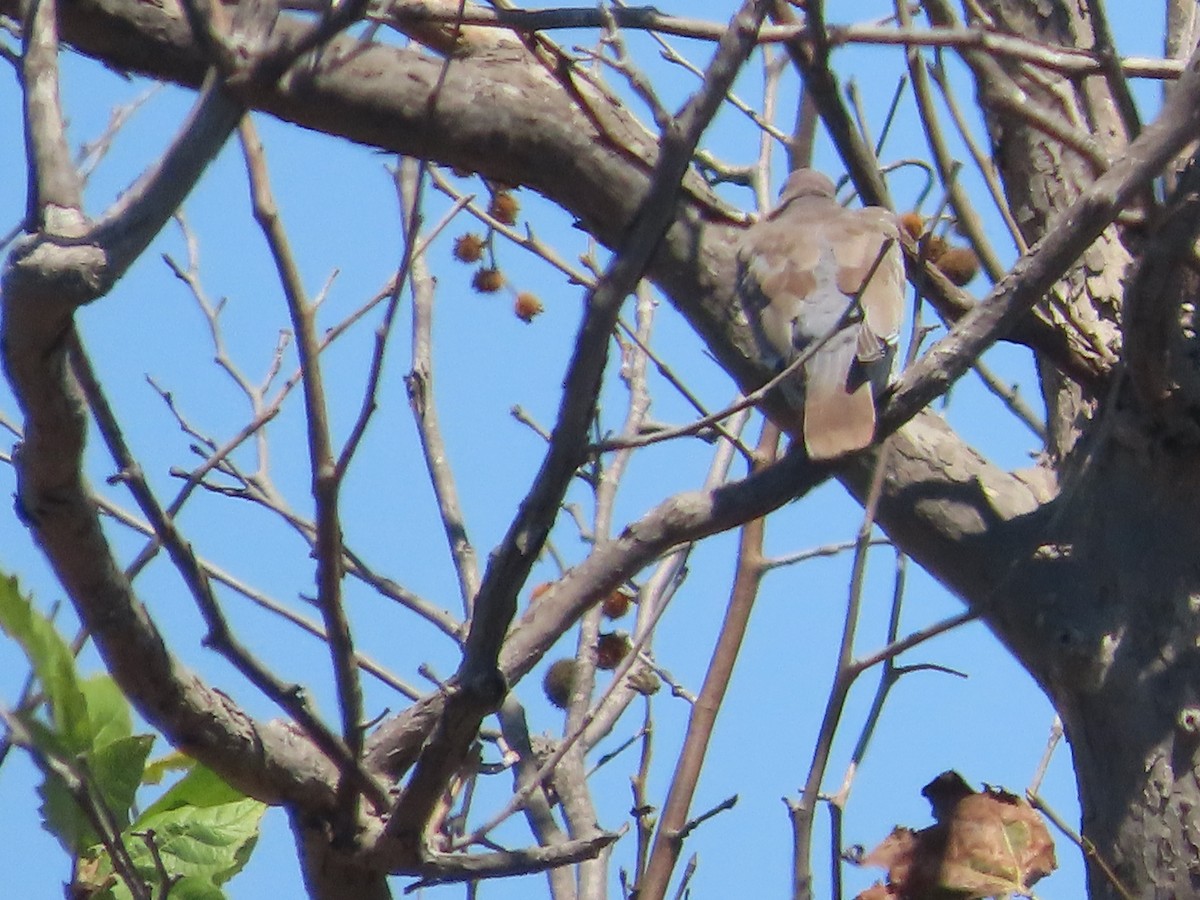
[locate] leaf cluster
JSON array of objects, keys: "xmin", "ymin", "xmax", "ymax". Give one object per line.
[{"xmin": 0, "ymin": 577, "xmax": 266, "ymax": 900}]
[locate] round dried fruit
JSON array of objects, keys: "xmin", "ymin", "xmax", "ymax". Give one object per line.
[
  {"xmin": 514, "ymin": 292, "xmax": 544, "ymax": 323},
  {"xmin": 543, "ymin": 658, "xmax": 578, "ymax": 709},
  {"xmin": 596, "ymin": 631, "xmax": 632, "ymax": 670},
  {"xmin": 472, "ymin": 267, "xmax": 504, "ymax": 293},
  {"xmin": 453, "ymin": 233, "xmax": 485, "ymax": 263}
]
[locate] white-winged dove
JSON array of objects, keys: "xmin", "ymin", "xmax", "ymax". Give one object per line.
[{"xmin": 737, "ymin": 169, "xmax": 905, "ymax": 460}]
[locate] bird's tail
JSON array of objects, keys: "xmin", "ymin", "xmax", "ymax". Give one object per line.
[{"xmin": 802, "ymin": 331, "xmax": 877, "ymax": 460}]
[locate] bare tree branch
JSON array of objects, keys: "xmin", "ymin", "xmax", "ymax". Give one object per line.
[
  {"xmin": 400, "ymin": 162, "xmax": 482, "ymax": 613},
  {"xmin": 20, "ymin": 0, "xmax": 82, "ymax": 231},
  {"xmin": 637, "ymin": 421, "xmax": 779, "ymax": 900},
  {"xmin": 238, "ymin": 116, "xmax": 374, "ymax": 832},
  {"xmin": 383, "ymin": 0, "xmax": 773, "ymax": 851}
]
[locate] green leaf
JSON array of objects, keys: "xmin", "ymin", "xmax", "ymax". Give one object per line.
[
  {"xmin": 141, "ymin": 750, "xmax": 195, "ymax": 786},
  {"xmin": 0, "ymin": 575, "xmax": 90, "ymax": 752},
  {"xmin": 150, "ymin": 875, "xmax": 227, "ymax": 900},
  {"xmin": 1, "ymin": 581, "xmax": 157, "ymax": 854},
  {"xmin": 101, "ymin": 872, "xmax": 229, "ymax": 900},
  {"xmin": 91, "ymin": 734, "xmax": 156, "ymax": 832},
  {"xmin": 36, "ymin": 749, "xmax": 96, "ymax": 855},
  {"xmin": 136, "ymin": 762, "xmax": 249, "ymax": 822},
  {"xmin": 34, "ymin": 731, "xmax": 155, "ymax": 855},
  {"xmin": 138, "ymin": 798, "xmax": 265, "ymax": 883},
  {"xmin": 81, "ymin": 675, "xmax": 133, "ymax": 751},
  {"xmin": 89, "ymin": 865, "xmax": 231, "ymax": 900},
  {"xmin": 21, "ymin": 712, "xmax": 96, "ymax": 856},
  {"xmin": 91, "ymin": 790, "xmax": 266, "ymax": 899}
]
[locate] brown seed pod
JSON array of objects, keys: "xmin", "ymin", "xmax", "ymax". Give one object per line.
[
  {"xmin": 543, "ymin": 658, "xmax": 577, "ymax": 709},
  {"xmin": 514, "ymin": 292, "xmax": 544, "ymax": 323},
  {"xmin": 920, "ymin": 233, "xmax": 949, "ymax": 263},
  {"xmin": 472, "ymin": 267, "xmax": 504, "ymax": 293},
  {"xmin": 934, "ymin": 246, "xmax": 981, "ymax": 287},
  {"xmin": 488, "ymin": 191, "xmax": 520, "ymax": 226},
  {"xmin": 453, "ymin": 233, "xmax": 485, "ymax": 263},
  {"xmin": 628, "ymin": 665, "xmax": 661, "ymax": 697},
  {"xmin": 898, "ymin": 210, "xmax": 925, "ymax": 241},
  {"xmin": 601, "ymin": 587, "xmax": 635, "ymax": 619},
  {"xmin": 596, "ymin": 631, "xmax": 632, "ymax": 670}
]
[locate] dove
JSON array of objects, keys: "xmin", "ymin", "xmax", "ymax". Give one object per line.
[{"xmin": 737, "ymin": 169, "xmax": 905, "ymax": 459}]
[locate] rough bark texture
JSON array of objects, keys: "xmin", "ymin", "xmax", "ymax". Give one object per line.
[
  {"xmin": 4, "ymin": 1, "xmax": 1200, "ymax": 898},
  {"xmin": 949, "ymin": 4, "xmax": 1200, "ymax": 898},
  {"xmin": 926, "ymin": 0, "xmax": 1129, "ymax": 466},
  {"xmin": 890, "ymin": 3, "xmax": 1200, "ymax": 898},
  {"xmin": 1049, "ymin": 425, "xmax": 1200, "ymax": 899}
]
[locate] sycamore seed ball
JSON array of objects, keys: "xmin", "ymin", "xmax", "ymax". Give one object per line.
[{"xmin": 543, "ymin": 658, "xmax": 577, "ymax": 709}]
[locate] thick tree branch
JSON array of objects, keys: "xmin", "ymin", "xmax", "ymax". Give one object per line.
[
  {"xmin": 91, "ymin": 76, "xmax": 244, "ymax": 282},
  {"xmin": 255, "ymin": 0, "xmax": 1181, "ymax": 80},
  {"xmin": 1123, "ymin": 152, "xmax": 1200, "ymax": 439},
  {"xmin": 10, "ymin": 0, "xmax": 1104, "ymax": 393},
  {"xmin": 407, "ymin": 831, "xmax": 622, "ymax": 889},
  {"xmin": 20, "ymin": 0, "xmax": 83, "ymax": 230},
  {"xmin": 839, "ymin": 416, "xmax": 1059, "ymax": 684}
]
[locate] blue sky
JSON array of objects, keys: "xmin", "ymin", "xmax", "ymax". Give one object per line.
[{"xmin": 0, "ymin": 2, "xmax": 1168, "ymax": 897}]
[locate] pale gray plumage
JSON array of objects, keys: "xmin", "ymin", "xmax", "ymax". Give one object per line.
[{"xmin": 736, "ymin": 169, "xmax": 904, "ymax": 459}]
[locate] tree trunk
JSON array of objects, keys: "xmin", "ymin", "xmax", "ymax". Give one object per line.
[
  {"xmin": 292, "ymin": 811, "xmax": 393, "ymax": 900},
  {"xmin": 1053, "ymin": 434, "xmax": 1200, "ymax": 899}
]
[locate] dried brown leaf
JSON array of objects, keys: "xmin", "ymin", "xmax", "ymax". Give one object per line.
[{"xmin": 853, "ymin": 771, "xmax": 1056, "ymax": 900}]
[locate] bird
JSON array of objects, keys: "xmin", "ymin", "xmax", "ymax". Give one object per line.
[{"xmin": 736, "ymin": 169, "xmax": 905, "ymax": 460}]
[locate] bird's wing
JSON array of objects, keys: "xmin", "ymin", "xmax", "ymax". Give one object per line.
[
  {"xmin": 826, "ymin": 207, "xmax": 905, "ymax": 356},
  {"xmin": 736, "ymin": 199, "xmax": 829, "ymax": 362}
]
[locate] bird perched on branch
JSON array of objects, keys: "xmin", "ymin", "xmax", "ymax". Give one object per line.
[{"xmin": 736, "ymin": 169, "xmax": 905, "ymax": 460}]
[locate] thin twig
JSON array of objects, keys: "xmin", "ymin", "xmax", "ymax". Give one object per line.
[
  {"xmin": 582, "ymin": 407, "xmax": 752, "ymax": 752},
  {"xmin": 237, "ymin": 118, "xmax": 370, "ymax": 828},
  {"xmin": 762, "ymin": 537, "xmax": 891, "ymax": 571},
  {"xmin": 1083, "ymin": 0, "xmax": 1142, "ymax": 141},
  {"xmin": 789, "ymin": 438, "xmax": 892, "ymax": 900},
  {"xmin": 69, "ymin": 337, "xmax": 388, "ymax": 813},
  {"xmin": 894, "ymin": 1, "xmax": 1006, "ymax": 281},
  {"xmin": 368, "ymin": 4, "xmax": 1188, "ymax": 81},
  {"xmin": 1028, "ymin": 715, "xmax": 1063, "ymax": 796},
  {"xmin": 678, "ymin": 794, "xmax": 738, "ymax": 841},
  {"xmin": 399, "ymin": 160, "xmax": 481, "ymax": 614},
  {"xmin": 637, "ymin": 421, "xmax": 779, "ymax": 900},
  {"xmin": 972, "ymin": 356, "xmax": 1048, "ymax": 441}
]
